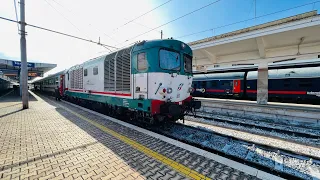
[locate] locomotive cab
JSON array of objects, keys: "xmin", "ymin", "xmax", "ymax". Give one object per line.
[{"xmin": 132, "ymin": 40, "xmax": 200, "ymax": 121}]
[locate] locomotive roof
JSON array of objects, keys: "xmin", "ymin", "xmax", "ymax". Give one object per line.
[
  {"xmin": 132, "ymin": 39, "xmax": 192, "ymax": 56},
  {"xmin": 193, "ymin": 66, "xmax": 320, "ymax": 80}
]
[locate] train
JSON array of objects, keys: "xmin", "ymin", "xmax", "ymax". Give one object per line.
[
  {"xmin": 192, "ymin": 66, "xmax": 320, "ymax": 103},
  {"xmin": 33, "ymin": 39, "xmax": 201, "ymax": 123}
]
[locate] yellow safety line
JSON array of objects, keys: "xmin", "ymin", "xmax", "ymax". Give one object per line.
[{"xmin": 50, "ymin": 99, "xmax": 211, "ymax": 180}]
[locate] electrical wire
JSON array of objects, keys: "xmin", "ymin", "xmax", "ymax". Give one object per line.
[
  {"xmin": 50, "ymin": 0, "xmax": 119, "ymax": 45},
  {"xmin": 130, "ymin": 21, "xmax": 162, "ymax": 34},
  {"xmin": 13, "ymin": 0, "xmax": 20, "ymax": 32},
  {"xmin": 176, "ymin": 0, "xmax": 320, "ymax": 39},
  {"xmin": 110, "ymin": 0, "xmax": 172, "ymax": 33},
  {"xmin": 0, "ymin": 16, "xmax": 118, "ymax": 49},
  {"xmin": 117, "ymin": 0, "xmax": 222, "ymax": 47},
  {"xmin": 44, "ymin": 0, "xmax": 114, "ymax": 51},
  {"xmin": 243, "ymin": 0, "xmax": 255, "ymax": 28},
  {"xmin": 43, "ymin": 0, "xmax": 87, "ymax": 36},
  {"xmin": 50, "ymin": 0, "xmax": 162, "ymax": 43}
]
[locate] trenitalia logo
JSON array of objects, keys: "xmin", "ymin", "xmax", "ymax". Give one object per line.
[
  {"xmin": 177, "ymin": 83, "xmax": 184, "ymax": 91},
  {"xmin": 307, "ymin": 91, "xmax": 320, "ymax": 97}
]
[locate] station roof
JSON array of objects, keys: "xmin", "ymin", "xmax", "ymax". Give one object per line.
[
  {"xmin": 189, "ymin": 11, "xmax": 320, "ymax": 74},
  {"xmin": 0, "ymin": 59, "xmax": 56, "ymax": 81}
]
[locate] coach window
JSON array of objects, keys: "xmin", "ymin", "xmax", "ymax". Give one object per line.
[
  {"xmin": 211, "ymin": 81, "xmax": 217, "ymax": 87},
  {"xmin": 93, "ymin": 66, "xmax": 98, "ymax": 75},
  {"xmin": 84, "ymin": 69, "xmax": 88, "ymax": 76},
  {"xmin": 137, "ymin": 52, "xmax": 147, "ymax": 71}
]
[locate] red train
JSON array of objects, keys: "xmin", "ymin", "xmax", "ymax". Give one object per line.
[{"xmin": 192, "ymin": 67, "xmax": 320, "ymax": 104}]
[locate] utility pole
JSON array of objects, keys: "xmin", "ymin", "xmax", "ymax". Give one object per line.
[
  {"xmin": 20, "ymin": 0, "xmax": 29, "ymax": 109},
  {"xmin": 161, "ymin": 30, "xmax": 163, "ymax": 39}
]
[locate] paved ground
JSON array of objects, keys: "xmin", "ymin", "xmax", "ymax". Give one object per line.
[{"xmin": 0, "ymin": 91, "xmax": 258, "ymax": 180}]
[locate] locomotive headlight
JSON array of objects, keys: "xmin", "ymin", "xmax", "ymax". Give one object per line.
[
  {"xmin": 167, "ymin": 88, "xmax": 173, "ymax": 94},
  {"xmin": 188, "ymin": 87, "xmax": 193, "ymax": 93}
]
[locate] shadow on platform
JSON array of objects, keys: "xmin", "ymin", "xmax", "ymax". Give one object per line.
[
  {"xmin": 35, "ymin": 94, "xmax": 169, "ymax": 180},
  {"xmin": 0, "ymin": 91, "xmax": 38, "ymax": 102},
  {"xmin": 0, "ymin": 109, "xmax": 24, "ymax": 119}
]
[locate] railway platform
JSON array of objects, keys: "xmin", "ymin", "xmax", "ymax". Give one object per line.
[
  {"xmin": 0, "ymin": 92, "xmax": 281, "ymax": 180},
  {"xmin": 197, "ymin": 97, "xmax": 320, "ymax": 128}
]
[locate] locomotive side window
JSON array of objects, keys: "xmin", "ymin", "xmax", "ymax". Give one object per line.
[
  {"xmin": 184, "ymin": 55, "xmax": 192, "ymax": 73},
  {"xmin": 137, "ymin": 52, "xmax": 147, "ymax": 71},
  {"xmin": 93, "ymin": 66, "xmax": 98, "ymax": 75},
  {"xmin": 160, "ymin": 49, "xmax": 180, "ymax": 70},
  {"xmin": 84, "ymin": 69, "xmax": 88, "ymax": 76}
]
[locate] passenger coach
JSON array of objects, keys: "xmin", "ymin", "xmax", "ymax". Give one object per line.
[{"xmin": 192, "ymin": 67, "xmax": 320, "ymax": 103}]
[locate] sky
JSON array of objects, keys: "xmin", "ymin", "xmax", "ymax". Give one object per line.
[{"xmin": 0, "ymin": 0, "xmax": 319, "ymax": 77}]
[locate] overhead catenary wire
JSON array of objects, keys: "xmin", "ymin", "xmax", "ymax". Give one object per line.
[
  {"xmin": 50, "ymin": 0, "xmax": 119, "ymax": 44},
  {"xmin": 243, "ymin": 0, "xmax": 255, "ymax": 28},
  {"xmin": 28, "ymin": 23, "xmax": 118, "ymax": 49},
  {"xmin": 117, "ymin": 0, "xmax": 222, "ymax": 48},
  {"xmin": 45, "ymin": 0, "xmax": 112, "ymax": 51},
  {"xmin": 43, "ymin": 0, "xmax": 88, "ymax": 37},
  {"xmin": 176, "ymin": 0, "xmax": 320, "ymax": 39},
  {"xmin": 110, "ymin": 0, "xmax": 172, "ymax": 34},
  {"xmin": 13, "ymin": 0, "xmax": 20, "ymax": 32},
  {"xmin": 0, "ymin": 16, "xmax": 118, "ymax": 49},
  {"xmin": 50, "ymin": 0, "xmax": 162, "ymax": 43}
]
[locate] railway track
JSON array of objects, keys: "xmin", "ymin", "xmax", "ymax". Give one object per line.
[
  {"xmin": 154, "ymin": 122, "xmax": 320, "ymax": 180},
  {"xmin": 186, "ymin": 111, "xmax": 320, "ymax": 147},
  {"xmin": 38, "ymin": 92, "xmax": 320, "ymax": 180}
]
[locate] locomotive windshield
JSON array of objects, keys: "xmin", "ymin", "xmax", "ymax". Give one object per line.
[
  {"xmin": 159, "ymin": 49, "xmax": 180, "ymax": 71},
  {"xmin": 184, "ymin": 54, "xmax": 192, "ymax": 73}
]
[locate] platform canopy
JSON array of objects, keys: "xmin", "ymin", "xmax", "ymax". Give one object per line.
[
  {"xmin": 189, "ymin": 11, "xmax": 320, "ymax": 73},
  {"xmin": 0, "ymin": 59, "xmax": 56, "ymax": 81}
]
